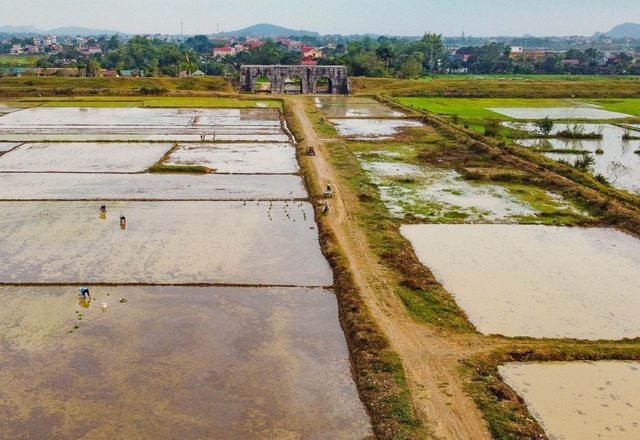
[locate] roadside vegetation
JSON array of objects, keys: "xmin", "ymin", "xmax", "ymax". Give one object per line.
[
  {"xmin": 285, "ymin": 99, "xmax": 426, "ymax": 439},
  {"xmin": 322, "ymin": 78, "xmax": 640, "ymax": 438}
]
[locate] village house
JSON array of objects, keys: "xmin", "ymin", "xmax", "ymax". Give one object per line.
[
  {"xmin": 10, "ymin": 44, "xmax": 23, "ymax": 55},
  {"xmin": 243, "ymin": 38, "xmax": 264, "ymax": 49},
  {"xmin": 301, "ymin": 46, "xmax": 322, "ymax": 59},
  {"xmin": 510, "ymin": 47, "xmax": 547, "ymax": 59},
  {"xmin": 86, "ymin": 45, "xmax": 102, "ymax": 55},
  {"xmin": 24, "ymin": 44, "xmax": 40, "ymax": 54},
  {"xmin": 213, "ymin": 46, "xmax": 235, "ymax": 58}
]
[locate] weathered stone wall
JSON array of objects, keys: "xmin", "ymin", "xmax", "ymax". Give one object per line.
[{"xmin": 240, "ymin": 65, "xmax": 349, "ymax": 94}]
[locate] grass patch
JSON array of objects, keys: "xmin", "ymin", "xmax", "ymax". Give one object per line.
[
  {"xmin": 582, "ymin": 98, "xmax": 640, "ymax": 117},
  {"xmin": 147, "ymin": 163, "xmax": 211, "ymax": 173},
  {"xmin": 0, "ymin": 76, "xmax": 234, "ymax": 96}
]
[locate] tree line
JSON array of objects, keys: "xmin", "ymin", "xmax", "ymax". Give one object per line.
[{"xmin": 4, "ymin": 33, "xmax": 639, "ymax": 77}]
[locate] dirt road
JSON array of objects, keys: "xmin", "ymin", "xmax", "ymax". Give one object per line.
[{"xmin": 289, "ymin": 97, "xmax": 492, "ymax": 439}]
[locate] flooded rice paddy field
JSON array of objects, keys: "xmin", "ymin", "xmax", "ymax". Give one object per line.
[
  {"xmin": 0, "ymin": 142, "xmax": 171, "ymax": 173},
  {"xmin": 500, "ymin": 361, "xmax": 640, "ymax": 439},
  {"xmin": 0, "ymin": 285, "xmax": 371, "ymax": 439},
  {"xmin": 0, "ymin": 107, "xmax": 289, "ymax": 142},
  {"xmin": 355, "ymin": 147, "xmax": 583, "ymax": 223},
  {"xmin": 489, "ymin": 106, "xmax": 633, "ymax": 120},
  {"xmin": 0, "ymin": 173, "xmax": 307, "ymax": 200},
  {"xmin": 165, "ymin": 142, "xmax": 299, "ymax": 174},
  {"xmin": 0, "ymin": 105, "xmax": 372, "ymax": 437},
  {"xmin": 401, "ymin": 224, "xmax": 640, "ymax": 340},
  {"xmin": 331, "ymin": 118, "xmax": 424, "ymax": 140},
  {"xmin": 0, "ymin": 200, "xmax": 331, "ymax": 286},
  {"xmin": 520, "ymin": 124, "xmax": 640, "ymax": 187},
  {"xmin": 314, "ymin": 96, "xmax": 406, "ymax": 118},
  {"xmin": 0, "ymin": 131, "xmax": 291, "ymax": 143},
  {"xmin": 515, "ymin": 123, "xmax": 640, "ymax": 194}
]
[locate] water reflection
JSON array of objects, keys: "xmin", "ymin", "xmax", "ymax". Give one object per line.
[{"xmin": 516, "ymin": 123, "xmax": 640, "ymax": 193}]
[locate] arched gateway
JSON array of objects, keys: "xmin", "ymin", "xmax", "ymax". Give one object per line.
[{"xmin": 240, "ymin": 65, "xmax": 349, "ymax": 95}]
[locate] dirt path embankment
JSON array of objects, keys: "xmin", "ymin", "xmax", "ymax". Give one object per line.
[{"xmin": 288, "ymin": 96, "xmax": 492, "ymax": 440}]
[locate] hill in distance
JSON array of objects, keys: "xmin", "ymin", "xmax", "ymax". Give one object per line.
[
  {"xmin": 0, "ymin": 25, "xmax": 120, "ymax": 36},
  {"xmin": 594, "ymin": 22, "xmax": 640, "ymax": 39},
  {"xmin": 217, "ymin": 23, "xmax": 319, "ymax": 38}
]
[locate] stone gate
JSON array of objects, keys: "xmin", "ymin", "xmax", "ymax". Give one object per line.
[{"xmin": 239, "ymin": 65, "xmax": 349, "ymax": 95}]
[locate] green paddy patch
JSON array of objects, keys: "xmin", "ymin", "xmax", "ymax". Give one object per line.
[
  {"xmin": 396, "ymin": 97, "xmax": 573, "ymax": 117},
  {"xmin": 393, "ymin": 97, "xmax": 574, "ymax": 130},
  {"xmin": 582, "ymin": 98, "xmax": 640, "ymax": 117}
]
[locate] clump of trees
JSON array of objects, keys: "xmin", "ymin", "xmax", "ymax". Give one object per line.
[{"xmin": 8, "ymin": 32, "xmax": 640, "ymax": 78}]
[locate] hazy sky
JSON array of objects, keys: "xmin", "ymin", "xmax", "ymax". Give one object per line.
[{"xmin": 3, "ymin": 0, "xmax": 640, "ymax": 37}]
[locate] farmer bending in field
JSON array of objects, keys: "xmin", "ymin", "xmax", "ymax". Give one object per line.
[{"xmin": 79, "ymin": 287, "xmax": 91, "ymax": 300}]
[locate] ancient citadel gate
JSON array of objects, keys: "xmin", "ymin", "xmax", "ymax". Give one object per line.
[{"xmin": 239, "ymin": 65, "xmax": 349, "ymax": 94}]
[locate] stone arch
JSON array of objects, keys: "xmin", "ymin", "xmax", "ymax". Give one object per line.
[
  {"xmin": 313, "ymin": 75, "xmax": 333, "ymax": 94},
  {"xmin": 283, "ymin": 74, "xmax": 303, "ymax": 94},
  {"xmin": 240, "ymin": 65, "xmax": 349, "ymax": 95},
  {"xmin": 252, "ymin": 75, "xmax": 272, "ymax": 93}
]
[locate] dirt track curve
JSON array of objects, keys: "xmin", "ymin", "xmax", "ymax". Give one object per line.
[{"xmin": 289, "ymin": 97, "xmax": 493, "ymax": 440}]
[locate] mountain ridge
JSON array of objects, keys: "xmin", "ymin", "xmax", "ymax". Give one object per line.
[
  {"xmin": 217, "ymin": 23, "xmax": 319, "ymax": 38},
  {"xmin": 1, "ymin": 22, "xmax": 639, "ymax": 39},
  {"xmin": 0, "ymin": 25, "xmax": 120, "ymax": 36},
  {"xmin": 593, "ymin": 22, "xmax": 640, "ymax": 39}
]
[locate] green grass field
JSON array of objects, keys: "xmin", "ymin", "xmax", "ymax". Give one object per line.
[
  {"xmin": 0, "ymin": 54, "xmax": 45, "ymax": 67},
  {"xmin": 393, "ymin": 96, "xmax": 640, "ymax": 129},
  {"xmin": 582, "ymin": 98, "xmax": 640, "ymax": 117}
]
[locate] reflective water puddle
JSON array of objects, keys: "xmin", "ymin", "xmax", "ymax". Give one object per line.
[
  {"xmin": 0, "ymin": 107, "xmax": 290, "ymax": 142},
  {"xmin": 0, "ymin": 201, "xmax": 331, "ymax": 286},
  {"xmin": 401, "ymin": 224, "xmax": 640, "ymax": 339},
  {"xmin": 0, "ymin": 285, "xmax": 371, "ymax": 439},
  {"xmin": 165, "ymin": 142, "xmax": 299, "ymax": 174},
  {"xmin": 0, "ymin": 142, "xmax": 171, "ymax": 173},
  {"xmin": 516, "ymin": 124, "xmax": 640, "ymax": 194},
  {"xmin": 500, "ymin": 361, "xmax": 640, "ymax": 440},
  {"xmin": 314, "ymin": 96, "xmax": 406, "ymax": 117},
  {"xmin": 0, "ymin": 173, "xmax": 307, "ymax": 200}
]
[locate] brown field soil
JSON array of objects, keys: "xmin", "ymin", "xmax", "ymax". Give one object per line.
[{"xmin": 288, "ymin": 96, "xmax": 494, "ymax": 439}]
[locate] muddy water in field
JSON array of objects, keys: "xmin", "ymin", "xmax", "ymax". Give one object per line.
[
  {"xmin": 165, "ymin": 142, "xmax": 299, "ymax": 174},
  {"xmin": 0, "ymin": 107, "xmax": 289, "ymax": 142},
  {"xmin": 314, "ymin": 96, "xmax": 405, "ymax": 117},
  {"xmin": 0, "ymin": 106, "xmax": 372, "ymax": 437},
  {"xmin": 0, "ymin": 142, "xmax": 171, "ymax": 172},
  {"xmin": 500, "ymin": 361, "xmax": 640, "ymax": 440},
  {"xmin": 0, "ymin": 285, "xmax": 371, "ymax": 439},
  {"xmin": 0, "ymin": 173, "xmax": 307, "ymax": 200},
  {"xmin": 331, "ymin": 118, "xmax": 423, "ymax": 139},
  {"xmin": 0, "ymin": 201, "xmax": 331, "ymax": 286},
  {"xmin": 401, "ymin": 224, "xmax": 640, "ymax": 339}
]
